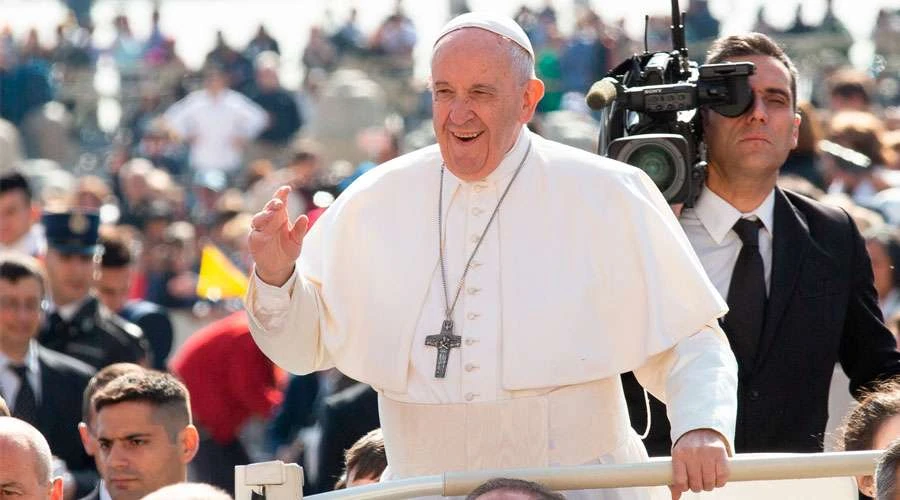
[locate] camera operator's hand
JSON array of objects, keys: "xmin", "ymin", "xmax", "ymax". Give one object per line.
[
  {"xmin": 670, "ymin": 203, "xmax": 685, "ymax": 217},
  {"xmin": 249, "ymin": 186, "xmax": 309, "ymax": 287},
  {"xmin": 669, "ymin": 428, "xmax": 730, "ymax": 499}
]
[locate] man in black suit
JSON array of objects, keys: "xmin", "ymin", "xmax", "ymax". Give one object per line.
[
  {"xmin": 626, "ymin": 32, "xmax": 900, "ymax": 456},
  {"xmin": 0, "ymin": 254, "xmax": 97, "ymax": 497},
  {"xmin": 38, "ymin": 211, "xmax": 150, "ymax": 371},
  {"xmin": 93, "ymin": 229, "xmax": 173, "ymax": 370}
]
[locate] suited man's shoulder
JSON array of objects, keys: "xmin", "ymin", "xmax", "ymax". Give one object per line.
[
  {"xmin": 36, "ymin": 345, "xmax": 96, "ymax": 379},
  {"xmin": 122, "ymin": 300, "xmax": 169, "ymax": 319},
  {"xmin": 781, "ymin": 188, "xmax": 855, "ymax": 225}
]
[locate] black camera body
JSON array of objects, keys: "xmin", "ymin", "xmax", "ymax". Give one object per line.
[{"xmin": 589, "ymin": 1, "xmax": 755, "ymax": 207}]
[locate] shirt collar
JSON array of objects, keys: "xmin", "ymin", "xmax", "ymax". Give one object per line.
[
  {"xmin": 693, "ymin": 185, "xmax": 775, "ymax": 244},
  {"xmin": 0, "ymin": 339, "xmax": 40, "ymax": 373},
  {"xmin": 50, "ymin": 296, "xmax": 90, "ymax": 322}
]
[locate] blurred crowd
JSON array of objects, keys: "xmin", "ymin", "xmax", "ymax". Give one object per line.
[{"xmin": 1, "ymin": 0, "xmax": 900, "ymax": 499}]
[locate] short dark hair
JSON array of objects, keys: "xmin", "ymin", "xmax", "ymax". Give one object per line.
[
  {"xmin": 0, "ymin": 171, "xmax": 32, "ymax": 201},
  {"xmin": 98, "ymin": 230, "xmax": 134, "ymax": 269},
  {"xmin": 828, "ymin": 68, "xmax": 873, "ymax": 105},
  {"xmin": 706, "ymin": 32, "xmax": 798, "ymax": 109},
  {"xmin": 877, "ymin": 438, "xmax": 900, "ymax": 500},
  {"xmin": 467, "ymin": 478, "xmax": 565, "ymax": 500},
  {"xmin": 81, "ymin": 363, "xmax": 144, "ymax": 423},
  {"xmin": 839, "ymin": 380, "xmax": 900, "ymax": 452},
  {"xmin": 92, "ymin": 370, "xmax": 191, "ymax": 442},
  {"xmin": 0, "ymin": 253, "xmax": 46, "ymax": 295},
  {"xmin": 343, "ymin": 428, "xmax": 386, "ymax": 485}
]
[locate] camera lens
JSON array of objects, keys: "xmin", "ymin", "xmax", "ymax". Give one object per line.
[{"xmin": 629, "ymin": 145, "xmax": 676, "ymax": 190}]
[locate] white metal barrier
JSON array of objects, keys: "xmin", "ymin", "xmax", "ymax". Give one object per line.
[{"xmin": 234, "ymin": 451, "xmax": 881, "ymax": 500}]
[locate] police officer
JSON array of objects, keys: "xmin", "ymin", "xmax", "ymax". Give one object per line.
[{"xmin": 38, "ymin": 211, "xmax": 150, "ymax": 370}]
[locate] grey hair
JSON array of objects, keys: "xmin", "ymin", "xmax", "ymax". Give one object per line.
[
  {"xmin": 876, "ymin": 438, "xmax": 900, "ymax": 500},
  {"xmin": 0, "ymin": 417, "xmax": 54, "ymax": 485}
]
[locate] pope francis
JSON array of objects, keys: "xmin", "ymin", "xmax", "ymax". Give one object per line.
[{"xmin": 245, "ymin": 12, "xmax": 738, "ymax": 500}]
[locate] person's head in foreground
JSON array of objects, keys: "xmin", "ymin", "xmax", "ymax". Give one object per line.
[
  {"xmin": 341, "ymin": 428, "xmax": 386, "ymax": 488},
  {"xmin": 466, "ymin": 478, "xmax": 565, "ymax": 500},
  {"xmin": 139, "ymin": 481, "xmax": 232, "ymax": 500},
  {"xmin": 876, "ymin": 438, "xmax": 900, "ymax": 500},
  {"xmin": 0, "ymin": 416, "xmax": 64, "ymax": 500},
  {"xmin": 91, "ymin": 370, "xmax": 199, "ymax": 500},
  {"xmin": 840, "ymin": 381, "xmax": 900, "ymax": 498}
]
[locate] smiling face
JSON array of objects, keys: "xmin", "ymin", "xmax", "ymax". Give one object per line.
[
  {"xmin": 703, "ymin": 54, "xmax": 801, "ymax": 189},
  {"xmin": 94, "ymin": 401, "xmax": 196, "ymax": 500},
  {"xmin": 430, "ymin": 28, "xmax": 543, "ymax": 181}
]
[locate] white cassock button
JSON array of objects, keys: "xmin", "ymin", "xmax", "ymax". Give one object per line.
[
  {"xmin": 470, "ymin": 234, "xmax": 481, "ymax": 244},
  {"xmin": 467, "ymin": 287, "xmax": 481, "ymax": 295},
  {"xmin": 467, "ymin": 312, "xmax": 480, "ymax": 320},
  {"xmin": 471, "ymin": 260, "xmax": 482, "ymax": 268},
  {"xmin": 472, "ymin": 207, "xmax": 484, "ymax": 216},
  {"xmin": 473, "ymin": 184, "xmax": 486, "ymax": 192},
  {"xmin": 465, "ymin": 363, "xmax": 479, "ymax": 372},
  {"xmin": 465, "ymin": 338, "xmax": 478, "ymax": 346},
  {"xmin": 465, "ymin": 392, "xmax": 478, "ymax": 401}
]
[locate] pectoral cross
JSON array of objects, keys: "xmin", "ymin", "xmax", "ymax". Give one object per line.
[{"xmin": 425, "ymin": 319, "xmax": 462, "ymax": 378}]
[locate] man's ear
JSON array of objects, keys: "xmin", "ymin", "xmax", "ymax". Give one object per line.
[
  {"xmin": 49, "ymin": 477, "xmax": 64, "ymax": 500},
  {"xmin": 520, "ymin": 78, "xmax": 545, "ymax": 124},
  {"xmin": 78, "ymin": 422, "xmax": 96, "ymax": 456},
  {"xmin": 856, "ymin": 474, "xmax": 875, "ymax": 498},
  {"xmin": 180, "ymin": 424, "xmax": 200, "ymax": 464}
]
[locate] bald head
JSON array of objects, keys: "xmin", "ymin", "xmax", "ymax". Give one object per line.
[
  {"xmin": 0, "ymin": 417, "xmax": 58, "ymax": 500},
  {"xmin": 140, "ymin": 482, "xmax": 233, "ymax": 500}
]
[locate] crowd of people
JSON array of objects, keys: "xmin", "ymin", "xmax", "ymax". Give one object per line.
[{"xmin": 1, "ymin": 0, "xmax": 900, "ymax": 499}]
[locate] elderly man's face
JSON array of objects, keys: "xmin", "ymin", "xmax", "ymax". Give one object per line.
[
  {"xmin": 0, "ymin": 436, "xmax": 56, "ymax": 499},
  {"xmin": 431, "ymin": 29, "xmax": 542, "ymax": 181}
]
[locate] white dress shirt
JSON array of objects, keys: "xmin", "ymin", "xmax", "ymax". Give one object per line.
[
  {"xmin": 164, "ymin": 88, "xmax": 267, "ymax": 172},
  {"xmin": 0, "ymin": 340, "xmax": 42, "ymax": 407},
  {"xmin": 679, "ymin": 185, "xmax": 775, "ymax": 299}
]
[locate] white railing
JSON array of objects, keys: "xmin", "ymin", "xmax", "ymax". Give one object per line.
[{"xmin": 235, "ymin": 450, "xmax": 881, "ymax": 500}]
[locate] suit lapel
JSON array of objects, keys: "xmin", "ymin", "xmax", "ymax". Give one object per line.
[{"xmin": 754, "ymin": 189, "xmax": 811, "ymax": 371}]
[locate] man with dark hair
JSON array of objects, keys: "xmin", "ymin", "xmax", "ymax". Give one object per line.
[
  {"xmin": 94, "ymin": 229, "xmax": 173, "ymax": 370},
  {"xmin": 0, "ymin": 253, "xmax": 97, "ymax": 497},
  {"xmin": 876, "ymin": 438, "xmax": 900, "ymax": 500},
  {"xmin": 466, "ymin": 478, "xmax": 565, "ymax": 500},
  {"xmin": 625, "ymin": 32, "xmax": 900, "ymax": 456},
  {"xmin": 0, "ymin": 170, "xmax": 44, "ymax": 256},
  {"xmin": 0, "ymin": 416, "xmax": 64, "ymax": 500},
  {"xmin": 38, "ymin": 211, "xmax": 150, "ymax": 371},
  {"xmin": 76, "ymin": 363, "xmax": 144, "ymax": 500},
  {"xmin": 88, "ymin": 370, "xmax": 199, "ymax": 500},
  {"xmin": 341, "ymin": 428, "xmax": 385, "ymax": 489}
]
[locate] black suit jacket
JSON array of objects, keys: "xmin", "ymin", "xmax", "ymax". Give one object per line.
[
  {"xmin": 625, "ymin": 188, "xmax": 900, "ymax": 454},
  {"xmin": 120, "ymin": 300, "xmax": 173, "ymax": 370},
  {"xmin": 311, "ymin": 383, "xmax": 379, "ymax": 493},
  {"xmin": 35, "ymin": 346, "xmax": 98, "ymax": 496}
]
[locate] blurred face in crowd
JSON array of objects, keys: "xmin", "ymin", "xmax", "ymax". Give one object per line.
[
  {"xmin": 44, "ymin": 249, "xmax": 94, "ymax": 307},
  {"xmin": 867, "ymin": 239, "xmax": 895, "ymax": 300},
  {"xmin": 703, "ymin": 55, "xmax": 801, "ymax": 189},
  {"xmin": 0, "ymin": 276, "xmax": 43, "ymax": 358},
  {"xmin": 0, "ymin": 429, "xmax": 62, "ymax": 500},
  {"xmin": 430, "ymin": 28, "xmax": 543, "ymax": 181},
  {"xmin": 94, "ymin": 266, "xmax": 131, "ymax": 313},
  {"xmin": 94, "ymin": 401, "xmax": 197, "ymax": 500},
  {"xmin": 0, "ymin": 189, "xmax": 36, "ymax": 247}
]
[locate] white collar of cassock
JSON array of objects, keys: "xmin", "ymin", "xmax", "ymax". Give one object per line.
[
  {"xmin": 441, "ymin": 126, "xmax": 532, "ymax": 195},
  {"xmin": 692, "ymin": 184, "xmax": 775, "ymax": 244}
]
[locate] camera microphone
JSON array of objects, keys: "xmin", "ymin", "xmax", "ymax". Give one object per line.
[{"xmin": 586, "ymin": 77, "xmax": 621, "ymax": 110}]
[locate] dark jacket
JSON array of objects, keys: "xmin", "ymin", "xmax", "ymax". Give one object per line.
[
  {"xmin": 626, "ymin": 187, "xmax": 900, "ymax": 454},
  {"xmin": 39, "ymin": 297, "xmax": 149, "ymax": 371}
]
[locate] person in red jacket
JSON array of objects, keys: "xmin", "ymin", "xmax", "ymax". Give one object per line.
[{"xmin": 168, "ymin": 310, "xmax": 282, "ymax": 495}]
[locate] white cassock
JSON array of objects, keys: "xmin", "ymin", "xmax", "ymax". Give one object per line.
[{"xmin": 246, "ymin": 127, "xmax": 738, "ymax": 499}]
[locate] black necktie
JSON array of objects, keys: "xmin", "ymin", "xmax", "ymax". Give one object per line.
[
  {"xmin": 11, "ymin": 364, "xmax": 38, "ymax": 424},
  {"xmin": 725, "ymin": 218, "xmax": 767, "ymax": 368}
]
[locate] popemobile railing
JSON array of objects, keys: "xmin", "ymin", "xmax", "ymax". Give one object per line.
[{"xmin": 235, "ymin": 450, "xmax": 882, "ymax": 500}]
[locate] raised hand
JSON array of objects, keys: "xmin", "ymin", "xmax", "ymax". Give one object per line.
[{"xmin": 248, "ymin": 186, "xmax": 310, "ymax": 286}]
